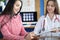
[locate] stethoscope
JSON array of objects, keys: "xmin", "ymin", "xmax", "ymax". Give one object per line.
[
  {"xmin": 40, "ymin": 15, "xmax": 60, "ymax": 40},
  {"xmin": 54, "ymin": 15, "xmax": 60, "ymax": 22},
  {"xmin": 42, "ymin": 15, "xmax": 60, "ymax": 31}
]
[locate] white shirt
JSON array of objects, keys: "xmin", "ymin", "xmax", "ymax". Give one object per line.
[{"xmin": 34, "ymin": 14, "xmax": 60, "ymax": 36}]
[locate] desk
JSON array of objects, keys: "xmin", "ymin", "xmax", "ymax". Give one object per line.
[
  {"xmin": 31, "ymin": 34, "xmax": 60, "ymax": 40},
  {"xmin": 31, "ymin": 31, "xmax": 60, "ymax": 40}
]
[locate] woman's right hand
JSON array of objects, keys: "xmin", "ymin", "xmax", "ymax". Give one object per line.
[
  {"xmin": 30, "ymin": 32, "xmax": 39, "ymax": 40},
  {"xmin": 30, "ymin": 32, "xmax": 35, "ymax": 39}
]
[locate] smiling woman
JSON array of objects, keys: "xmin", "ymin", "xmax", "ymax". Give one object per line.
[
  {"xmin": 0, "ymin": 0, "xmax": 28, "ymax": 40},
  {"xmin": 13, "ymin": 0, "xmax": 22, "ymax": 14},
  {"xmin": 30, "ymin": 0, "xmax": 60, "ymax": 40},
  {"xmin": 44, "ymin": 0, "xmax": 60, "ymax": 15}
]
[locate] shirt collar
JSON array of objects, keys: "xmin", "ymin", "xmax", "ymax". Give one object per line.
[{"xmin": 46, "ymin": 14, "xmax": 56, "ymax": 22}]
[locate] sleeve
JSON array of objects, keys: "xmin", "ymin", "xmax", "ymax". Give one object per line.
[
  {"xmin": 19, "ymin": 14, "xmax": 28, "ymax": 37},
  {"xmin": 34, "ymin": 16, "xmax": 44, "ymax": 35},
  {"xmin": 0, "ymin": 16, "xmax": 4, "ymax": 24},
  {"xmin": 0, "ymin": 16, "xmax": 4, "ymax": 28},
  {"xmin": 1, "ymin": 25, "xmax": 24, "ymax": 40},
  {"xmin": 20, "ymin": 26, "xmax": 28, "ymax": 37},
  {"xmin": 1, "ymin": 15, "xmax": 27, "ymax": 40}
]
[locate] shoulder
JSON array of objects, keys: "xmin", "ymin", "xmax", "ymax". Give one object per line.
[
  {"xmin": 38, "ymin": 15, "xmax": 45, "ymax": 21},
  {"xmin": 0, "ymin": 15, "xmax": 10, "ymax": 23},
  {"xmin": 17, "ymin": 13, "xmax": 21, "ymax": 17},
  {"xmin": 40, "ymin": 15, "xmax": 45, "ymax": 19},
  {"xmin": 36, "ymin": 15, "xmax": 45, "ymax": 24}
]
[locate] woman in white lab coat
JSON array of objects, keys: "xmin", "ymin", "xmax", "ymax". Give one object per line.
[{"xmin": 31, "ymin": 0, "xmax": 60, "ymax": 40}]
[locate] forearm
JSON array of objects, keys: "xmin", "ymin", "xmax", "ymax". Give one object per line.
[{"xmin": 1, "ymin": 26, "xmax": 24, "ymax": 40}]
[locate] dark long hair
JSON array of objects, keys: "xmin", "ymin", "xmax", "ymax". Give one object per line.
[
  {"xmin": 0, "ymin": 0, "xmax": 23, "ymax": 18},
  {"xmin": 45, "ymin": 0, "xmax": 59, "ymax": 16}
]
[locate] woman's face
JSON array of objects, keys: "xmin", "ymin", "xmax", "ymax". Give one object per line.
[
  {"xmin": 47, "ymin": 1, "xmax": 55, "ymax": 13},
  {"xmin": 13, "ymin": 0, "xmax": 21, "ymax": 14}
]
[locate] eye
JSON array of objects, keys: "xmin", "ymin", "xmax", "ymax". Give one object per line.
[
  {"xmin": 47, "ymin": 4, "xmax": 55, "ymax": 7},
  {"xmin": 51, "ymin": 5, "xmax": 55, "ymax": 7},
  {"xmin": 16, "ymin": 4, "xmax": 20, "ymax": 7}
]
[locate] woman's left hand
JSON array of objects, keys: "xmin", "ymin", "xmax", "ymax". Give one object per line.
[
  {"xmin": 24, "ymin": 32, "xmax": 31, "ymax": 40},
  {"xmin": 51, "ymin": 27, "xmax": 60, "ymax": 32}
]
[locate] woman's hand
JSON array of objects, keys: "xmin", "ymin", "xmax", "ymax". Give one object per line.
[
  {"xmin": 51, "ymin": 27, "xmax": 60, "ymax": 32},
  {"xmin": 24, "ymin": 32, "xmax": 40, "ymax": 40},
  {"xmin": 24, "ymin": 32, "xmax": 31, "ymax": 40},
  {"xmin": 51, "ymin": 27, "xmax": 57, "ymax": 32},
  {"xmin": 29, "ymin": 32, "xmax": 40, "ymax": 40}
]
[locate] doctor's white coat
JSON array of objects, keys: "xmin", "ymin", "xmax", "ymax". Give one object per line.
[{"xmin": 34, "ymin": 14, "xmax": 60, "ymax": 40}]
